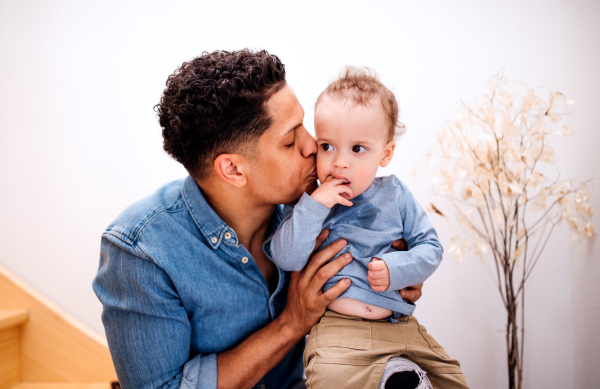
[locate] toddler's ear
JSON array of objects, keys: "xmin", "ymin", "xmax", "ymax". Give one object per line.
[{"xmin": 379, "ymin": 141, "xmax": 396, "ymax": 167}]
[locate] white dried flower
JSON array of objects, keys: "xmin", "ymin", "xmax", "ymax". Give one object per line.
[
  {"xmin": 576, "ymin": 186, "xmax": 589, "ymax": 203},
  {"xmin": 554, "ymin": 125, "xmax": 574, "ymax": 136},
  {"xmin": 454, "ymin": 247, "xmax": 464, "ymax": 263},
  {"xmin": 476, "ymin": 237, "xmax": 489, "ymax": 253},
  {"xmin": 413, "ymin": 158, "xmax": 424, "ymax": 178},
  {"xmin": 555, "ymin": 181, "xmax": 572, "ymax": 194},
  {"xmin": 521, "ymin": 90, "xmax": 539, "ymax": 114},
  {"xmin": 582, "ymin": 222, "xmax": 596, "ymax": 239},
  {"xmin": 448, "ymin": 236, "xmax": 459, "ymax": 252},
  {"xmin": 576, "ymin": 201, "xmax": 593, "ymax": 217},
  {"xmin": 427, "ymin": 143, "xmax": 440, "ymax": 165},
  {"xmin": 541, "ymin": 146, "xmax": 555, "ymax": 163},
  {"xmin": 509, "ymin": 245, "xmax": 525, "ymax": 264},
  {"xmin": 527, "ymin": 171, "xmax": 546, "ymax": 188},
  {"xmin": 497, "ymin": 83, "xmax": 515, "ymax": 107}
]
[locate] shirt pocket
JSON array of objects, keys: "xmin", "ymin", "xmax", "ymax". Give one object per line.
[{"xmin": 315, "ymin": 316, "xmax": 371, "ymax": 350}]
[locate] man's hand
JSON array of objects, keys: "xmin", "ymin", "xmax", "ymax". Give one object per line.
[
  {"xmin": 279, "ymin": 229, "xmax": 352, "ymax": 337},
  {"xmin": 391, "ymin": 238, "xmax": 407, "ymax": 251},
  {"xmin": 390, "ymin": 238, "xmax": 423, "ymax": 303},
  {"xmin": 217, "ymin": 229, "xmax": 351, "ymax": 389},
  {"xmin": 368, "ymin": 257, "xmax": 390, "ymax": 292},
  {"xmin": 400, "ymin": 283, "xmax": 423, "ymax": 303},
  {"xmin": 310, "ymin": 178, "xmax": 353, "ymax": 208}
]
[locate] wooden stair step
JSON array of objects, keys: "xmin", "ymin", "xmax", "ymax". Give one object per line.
[
  {"xmin": 0, "ymin": 265, "xmax": 117, "ymax": 383},
  {"xmin": 0, "ymin": 309, "xmax": 28, "ymax": 330},
  {"xmin": 1, "ymin": 309, "xmax": 28, "ymax": 389},
  {"xmin": 11, "ymin": 383, "xmax": 112, "ymax": 389}
]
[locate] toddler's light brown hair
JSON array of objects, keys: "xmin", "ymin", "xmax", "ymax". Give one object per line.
[{"xmin": 315, "ymin": 67, "xmax": 405, "ymax": 142}]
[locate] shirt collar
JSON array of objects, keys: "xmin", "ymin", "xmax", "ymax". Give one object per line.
[
  {"xmin": 180, "ymin": 175, "xmax": 284, "ymax": 250},
  {"xmin": 351, "ymin": 178, "xmax": 379, "ymax": 204},
  {"xmin": 181, "ymin": 175, "xmax": 232, "ymax": 249}
]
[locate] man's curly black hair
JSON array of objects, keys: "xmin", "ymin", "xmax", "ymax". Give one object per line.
[{"xmin": 155, "ymin": 49, "xmax": 286, "ymax": 180}]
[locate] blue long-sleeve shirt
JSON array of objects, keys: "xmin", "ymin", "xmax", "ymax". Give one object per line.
[
  {"xmin": 93, "ymin": 176, "xmax": 304, "ymax": 389},
  {"xmin": 269, "ymin": 175, "xmax": 443, "ymax": 315}
]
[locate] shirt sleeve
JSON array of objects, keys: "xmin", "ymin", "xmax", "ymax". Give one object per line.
[
  {"xmin": 269, "ymin": 193, "xmax": 331, "ymax": 271},
  {"xmin": 93, "ymin": 232, "xmax": 217, "ymax": 389},
  {"xmin": 380, "ymin": 179, "xmax": 444, "ymax": 291}
]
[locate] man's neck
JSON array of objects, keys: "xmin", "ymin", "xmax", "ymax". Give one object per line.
[{"xmin": 197, "ymin": 178, "xmax": 275, "ymax": 250}]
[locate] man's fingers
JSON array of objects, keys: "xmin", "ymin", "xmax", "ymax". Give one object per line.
[
  {"xmin": 319, "ymin": 278, "xmax": 352, "ymax": 305},
  {"xmin": 307, "ymin": 252, "xmax": 353, "ymax": 292},
  {"xmin": 400, "ymin": 289, "xmax": 418, "ymax": 302},
  {"xmin": 311, "ymin": 229, "xmax": 330, "ymax": 256},
  {"xmin": 303, "ymin": 240, "xmax": 349, "ymax": 284},
  {"xmin": 391, "ymin": 239, "xmax": 408, "ymax": 251},
  {"xmin": 399, "ymin": 283, "xmax": 423, "ymax": 303}
]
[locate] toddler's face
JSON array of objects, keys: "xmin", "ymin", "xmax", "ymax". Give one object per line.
[{"xmin": 314, "ymin": 98, "xmax": 395, "ymax": 199}]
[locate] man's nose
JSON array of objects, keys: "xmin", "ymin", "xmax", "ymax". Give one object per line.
[{"xmin": 298, "ymin": 127, "xmax": 317, "ymax": 158}]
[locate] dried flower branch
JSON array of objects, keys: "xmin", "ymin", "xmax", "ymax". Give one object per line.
[{"xmin": 416, "ymin": 70, "xmax": 595, "ymax": 389}]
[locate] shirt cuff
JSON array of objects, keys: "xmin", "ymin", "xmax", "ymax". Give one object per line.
[
  {"xmin": 380, "ymin": 252, "xmax": 412, "ymax": 291},
  {"xmin": 296, "ymin": 192, "xmax": 331, "ymax": 221},
  {"xmin": 180, "ymin": 353, "xmax": 217, "ymax": 389}
]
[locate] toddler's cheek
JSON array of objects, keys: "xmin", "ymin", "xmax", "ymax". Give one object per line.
[{"xmin": 315, "ymin": 158, "xmax": 330, "ymax": 183}]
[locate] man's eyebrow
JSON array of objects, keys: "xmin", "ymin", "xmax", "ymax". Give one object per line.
[{"xmin": 282, "ymin": 123, "xmax": 302, "ymax": 137}]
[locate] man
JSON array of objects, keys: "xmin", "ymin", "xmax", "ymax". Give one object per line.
[{"xmin": 93, "ymin": 49, "xmax": 422, "ymax": 389}]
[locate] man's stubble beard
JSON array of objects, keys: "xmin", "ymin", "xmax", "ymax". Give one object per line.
[{"xmin": 284, "ymin": 178, "xmax": 318, "ymax": 206}]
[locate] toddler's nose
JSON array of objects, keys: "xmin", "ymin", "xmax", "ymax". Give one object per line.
[{"xmin": 333, "ymin": 153, "xmax": 349, "ymax": 169}]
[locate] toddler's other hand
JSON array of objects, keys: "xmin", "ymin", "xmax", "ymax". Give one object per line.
[
  {"xmin": 368, "ymin": 257, "xmax": 390, "ymax": 292},
  {"xmin": 310, "ymin": 177, "xmax": 353, "ymax": 209}
]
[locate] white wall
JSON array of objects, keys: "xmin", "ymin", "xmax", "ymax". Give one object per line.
[
  {"xmin": 560, "ymin": 1, "xmax": 600, "ymax": 388},
  {"xmin": 0, "ymin": 1, "xmax": 597, "ymax": 387}
]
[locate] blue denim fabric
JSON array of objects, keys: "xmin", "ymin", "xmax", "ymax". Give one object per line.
[
  {"xmin": 93, "ymin": 176, "xmax": 304, "ymax": 389},
  {"xmin": 269, "ymin": 175, "xmax": 443, "ymax": 315}
]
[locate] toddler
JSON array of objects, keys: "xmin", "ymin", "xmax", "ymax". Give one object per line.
[{"xmin": 269, "ymin": 68, "xmax": 468, "ymax": 389}]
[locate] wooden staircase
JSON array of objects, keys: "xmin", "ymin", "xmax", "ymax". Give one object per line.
[{"xmin": 0, "ymin": 264, "xmax": 117, "ymax": 389}]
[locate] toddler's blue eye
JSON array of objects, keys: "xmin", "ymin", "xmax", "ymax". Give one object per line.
[
  {"xmin": 322, "ymin": 143, "xmax": 335, "ymax": 152},
  {"xmin": 352, "ymin": 145, "xmax": 366, "ymax": 153}
]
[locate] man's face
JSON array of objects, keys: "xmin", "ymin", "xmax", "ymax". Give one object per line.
[{"xmin": 246, "ymin": 84, "xmax": 318, "ymax": 205}]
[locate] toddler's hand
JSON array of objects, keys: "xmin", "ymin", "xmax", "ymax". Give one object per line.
[
  {"xmin": 310, "ymin": 177, "xmax": 353, "ymax": 209},
  {"xmin": 368, "ymin": 257, "xmax": 390, "ymax": 292}
]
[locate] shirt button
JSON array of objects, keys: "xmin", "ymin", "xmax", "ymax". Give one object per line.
[
  {"xmin": 224, "ymin": 232, "xmax": 232, "ymax": 239},
  {"xmin": 211, "ymin": 237, "xmax": 217, "ymax": 244},
  {"xmin": 241, "ymin": 256, "xmax": 249, "ymax": 264},
  {"xmin": 260, "ymin": 385, "xmax": 266, "ymax": 389}
]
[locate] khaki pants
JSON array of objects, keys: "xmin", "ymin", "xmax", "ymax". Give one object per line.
[{"xmin": 304, "ymin": 311, "xmax": 469, "ymax": 389}]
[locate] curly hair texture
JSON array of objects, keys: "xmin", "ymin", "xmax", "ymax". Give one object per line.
[
  {"xmin": 315, "ymin": 67, "xmax": 405, "ymax": 142},
  {"xmin": 155, "ymin": 49, "xmax": 286, "ymax": 180}
]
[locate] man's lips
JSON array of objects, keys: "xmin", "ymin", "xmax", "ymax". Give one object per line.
[{"xmin": 309, "ymin": 171, "xmax": 318, "ymax": 178}]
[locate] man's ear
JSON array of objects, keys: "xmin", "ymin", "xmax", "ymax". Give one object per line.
[
  {"xmin": 213, "ymin": 154, "xmax": 248, "ymax": 188},
  {"xmin": 380, "ymin": 141, "xmax": 396, "ymax": 167}
]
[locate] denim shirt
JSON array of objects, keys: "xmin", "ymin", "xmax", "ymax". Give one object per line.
[
  {"xmin": 93, "ymin": 176, "xmax": 304, "ymax": 389},
  {"xmin": 269, "ymin": 175, "xmax": 443, "ymax": 316}
]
